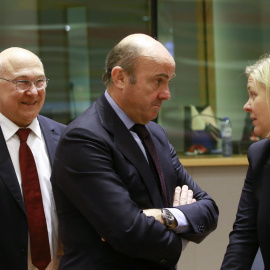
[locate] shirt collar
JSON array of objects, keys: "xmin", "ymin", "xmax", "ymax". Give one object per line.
[
  {"xmin": 0, "ymin": 113, "xmax": 41, "ymax": 141},
  {"xmin": 105, "ymin": 90, "xmax": 135, "ymax": 130}
]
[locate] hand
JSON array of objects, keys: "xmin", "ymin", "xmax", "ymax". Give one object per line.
[
  {"xmin": 102, "ymin": 208, "xmax": 168, "ymax": 241},
  {"xmin": 143, "ymin": 208, "xmax": 164, "ymax": 224},
  {"xmin": 143, "ymin": 208, "xmax": 178, "ymax": 230},
  {"xmin": 173, "ymin": 185, "xmax": 196, "ymax": 207}
]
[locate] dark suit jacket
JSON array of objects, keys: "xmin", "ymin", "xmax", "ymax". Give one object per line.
[
  {"xmin": 51, "ymin": 93, "xmax": 218, "ymax": 270},
  {"xmin": 0, "ymin": 115, "xmax": 66, "ymax": 270},
  {"xmin": 221, "ymin": 139, "xmax": 270, "ymax": 269}
]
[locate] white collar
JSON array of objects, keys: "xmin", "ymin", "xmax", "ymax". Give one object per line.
[{"xmin": 0, "ymin": 113, "xmax": 41, "ymax": 141}]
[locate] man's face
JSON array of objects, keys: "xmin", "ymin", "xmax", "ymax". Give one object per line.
[
  {"xmin": 0, "ymin": 52, "xmax": 46, "ymax": 127},
  {"xmin": 120, "ymin": 54, "xmax": 175, "ymax": 125},
  {"xmin": 243, "ymin": 76, "xmax": 270, "ymax": 138}
]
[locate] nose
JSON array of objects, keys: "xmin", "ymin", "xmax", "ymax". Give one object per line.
[
  {"xmin": 243, "ymin": 100, "xmax": 251, "ymax": 112},
  {"xmin": 26, "ymin": 82, "xmax": 38, "ymax": 95},
  {"xmin": 159, "ymin": 85, "xmax": 171, "ymax": 100}
]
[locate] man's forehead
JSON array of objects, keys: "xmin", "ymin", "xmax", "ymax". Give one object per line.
[{"xmin": 1, "ymin": 54, "xmax": 43, "ymax": 76}]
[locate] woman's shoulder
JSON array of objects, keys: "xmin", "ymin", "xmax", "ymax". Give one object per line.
[
  {"xmin": 248, "ymin": 138, "xmax": 270, "ymax": 165},
  {"xmin": 249, "ymin": 138, "xmax": 270, "ymax": 152}
]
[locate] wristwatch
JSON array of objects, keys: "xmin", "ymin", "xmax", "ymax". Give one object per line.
[{"xmin": 161, "ymin": 208, "xmax": 175, "ymax": 227}]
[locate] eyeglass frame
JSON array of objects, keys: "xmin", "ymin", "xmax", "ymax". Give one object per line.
[{"xmin": 0, "ymin": 77, "xmax": 49, "ymax": 91}]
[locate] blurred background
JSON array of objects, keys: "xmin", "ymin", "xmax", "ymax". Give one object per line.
[{"xmin": 1, "ymin": 0, "xmax": 268, "ymax": 154}]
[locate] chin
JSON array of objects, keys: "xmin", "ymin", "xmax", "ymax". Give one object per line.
[
  {"xmin": 254, "ymin": 128, "xmax": 268, "ymax": 139},
  {"xmin": 21, "ymin": 115, "xmax": 38, "ymax": 125},
  {"xmin": 150, "ymin": 113, "xmax": 159, "ymax": 121}
]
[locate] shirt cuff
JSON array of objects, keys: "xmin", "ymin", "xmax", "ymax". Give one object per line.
[{"xmin": 166, "ymin": 208, "xmax": 190, "ymax": 234}]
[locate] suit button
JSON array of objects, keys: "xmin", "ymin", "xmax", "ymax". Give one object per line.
[
  {"xmin": 198, "ymin": 225, "xmax": 205, "ymax": 232},
  {"xmin": 20, "ymin": 249, "xmax": 26, "ymax": 256},
  {"xmin": 160, "ymin": 259, "xmax": 168, "ymax": 265}
]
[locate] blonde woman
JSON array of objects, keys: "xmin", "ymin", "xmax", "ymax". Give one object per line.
[{"xmin": 222, "ymin": 55, "xmax": 270, "ymax": 269}]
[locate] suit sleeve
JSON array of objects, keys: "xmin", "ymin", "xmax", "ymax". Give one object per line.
[
  {"xmin": 221, "ymin": 157, "xmax": 259, "ymax": 269},
  {"xmin": 52, "ymin": 127, "xmax": 183, "ymax": 268},
  {"xmin": 169, "ymin": 143, "xmax": 219, "ymax": 244}
]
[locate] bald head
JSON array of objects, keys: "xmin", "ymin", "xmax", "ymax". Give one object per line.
[
  {"xmin": 0, "ymin": 47, "xmax": 46, "ymax": 127},
  {"xmin": 0, "ymin": 47, "xmax": 43, "ymax": 78},
  {"xmin": 120, "ymin": 33, "xmax": 173, "ymax": 58},
  {"xmin": 102, "ymin": 33, "xmax": 174, "ymax": 86},
  {"xmin": 119, "ymin": 33, "xmax": 159, "ymax": 49}
]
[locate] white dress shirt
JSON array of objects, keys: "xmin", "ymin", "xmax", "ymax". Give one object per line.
[{"xmin": 0, "ymin": 113, "xmax": 60, "ymax": 270}]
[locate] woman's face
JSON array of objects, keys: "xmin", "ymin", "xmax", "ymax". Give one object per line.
[{"xmin": 243, "ymin": 76, "xmax": 270, "ymax": 138}]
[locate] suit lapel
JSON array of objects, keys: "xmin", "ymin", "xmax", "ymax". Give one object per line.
[
  {"xmin": 114, "ymin": 123, "xmax": 164, "ymax": 208},
  {"xmin": 0, "ymin": 127, "xmax": 26, "ymax": 213},
  {"xmin": 0, "ymin": 117, "xmax": 62, "ymax": 215},
  {"xmin": 96, "ymin": 94, "xmax": 163, "ymax": 207},
  {"xmin": 38, "ymin": 115, "xmax": 60, "ymax": 166},
  {"xmin": 151, "ymin": 131, "xmax": 174, "ymax": 205}
]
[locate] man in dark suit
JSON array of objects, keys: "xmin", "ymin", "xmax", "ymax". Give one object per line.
[
  {"xmin": 0, "ymin": 47, "xmax": 66, "ymax": 270},
  {"xmin": 51, "ymin": 33, "xmax": 219, "ymax": 270}
]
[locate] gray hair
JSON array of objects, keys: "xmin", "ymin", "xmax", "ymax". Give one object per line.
[{"xmin": 102, "ymin": 42, "xmax": 142, "ymax": 86}]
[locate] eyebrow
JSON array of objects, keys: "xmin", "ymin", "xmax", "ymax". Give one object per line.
[
  {"xmin": 155, "ymin": 73, "xmax": 176, "ymax": 79},
  {"xmin": 12, "ymin": 75, "xmax": 45, "ymax": 80}
]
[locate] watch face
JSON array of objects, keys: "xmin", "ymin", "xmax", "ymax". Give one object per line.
[{"xmin": 162, "ymin": 209, "xmax": 174, "ymax": 227}]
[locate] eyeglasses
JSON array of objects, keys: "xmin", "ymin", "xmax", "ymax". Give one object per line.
[{"xmin": 0, "ymin": 77, "xmax": 49, "ymax": 91}]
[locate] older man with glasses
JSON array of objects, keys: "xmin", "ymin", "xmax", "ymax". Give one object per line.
[{"xmin": 0, "ymin": 47, "xmax": 66, "ymax": 270}]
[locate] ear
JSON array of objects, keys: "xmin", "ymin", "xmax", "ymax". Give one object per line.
[{"xmin": 111, "ymin": 66, "xmax": 128, "ymax": 88}]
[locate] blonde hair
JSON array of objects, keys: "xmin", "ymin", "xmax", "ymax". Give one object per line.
[{"xmin": 246, "ymin": 54, "xmax": 270, "ymax": 115}]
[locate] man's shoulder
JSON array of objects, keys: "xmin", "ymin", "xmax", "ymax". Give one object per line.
[
  {"xmin": 66, "ymin": 104, "xmax": 98, "ymax": 129},
  {"xmin": 59, "ymin": 104, "xmax": 102, "ymax": 142},
  {"xmin": 37, "ymin": 114, "xmax": 66, "ymax": 131}
]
